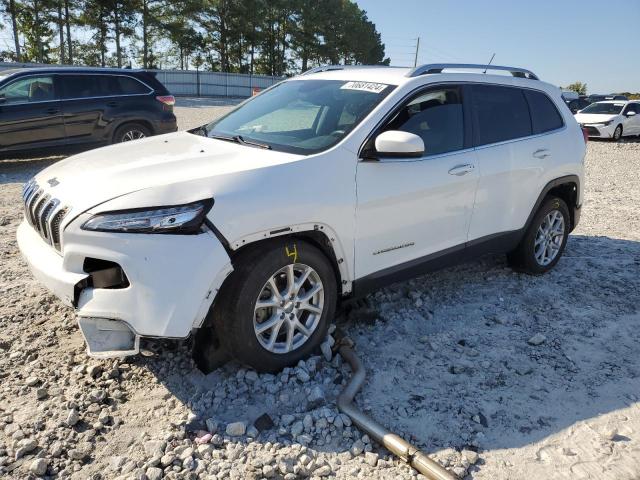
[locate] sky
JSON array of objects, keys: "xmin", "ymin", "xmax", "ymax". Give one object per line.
[{"xmin": 358, "ymin": 0, "xmax": 640, "ymax": 94}]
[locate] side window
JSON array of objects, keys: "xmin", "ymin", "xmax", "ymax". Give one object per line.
[
  {"xmin": 60, "ymin": 75, "xmax": 102, "ymax": 99},
  {"xmin": 471, "ymin": 84, "xmax": 532, "ymax": 146},
  {"xmin": 0, "ymin": 76, "xmax": 55, "ymax": 103},
  {"xmin": 114, "ymin": 76, "xmax": 151, "ymax": 95},
  {"xmin": 524, "ymin": 90, "xmax": 564, "ymax": 134},
  {"xmin": 382, "ymin": 87, "xmax": 464, "ymax": 156}
]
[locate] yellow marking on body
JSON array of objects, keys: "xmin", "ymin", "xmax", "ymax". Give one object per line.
[{"xmin": 286, "ymin": 244, "xmax": 298, "ymax": 263}]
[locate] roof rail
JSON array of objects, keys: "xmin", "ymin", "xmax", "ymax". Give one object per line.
[
  {"xmin": 300, "ymin": 64, "xmax": 394, "ymax": 76},
  {"xmin": 407, "ymin": 63, "xmax": 539, "ymax": 80}
]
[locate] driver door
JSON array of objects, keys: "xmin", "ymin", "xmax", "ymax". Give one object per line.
[{"xmin": 354, "ymin": 85, "xmax": 479, "ymax": 282}]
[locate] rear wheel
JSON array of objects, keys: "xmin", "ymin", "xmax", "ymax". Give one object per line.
[
  {"xmin": 113, "ymin": 122, "xmax": 151, "ymax": 144},
  {"xmin": 508, "ymin": 196, "xmax": 570, "ymax": 274},
  {"xmin": 612, "ymin": 124, "xmax": 623, "ymax": 141},
  {"xmin": 212, "ymin": 239, "xmax": 337, "ymax": 372}
]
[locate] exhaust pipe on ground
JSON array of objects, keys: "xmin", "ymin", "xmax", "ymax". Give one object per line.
[{"xmin": 336, "ymin": 342, "xmax": 458, "ymax": 480}]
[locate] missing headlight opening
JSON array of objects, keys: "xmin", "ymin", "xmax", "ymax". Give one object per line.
[{"xmin": 83, "ymin": 258, "xmax": 130, "ymax": 289}]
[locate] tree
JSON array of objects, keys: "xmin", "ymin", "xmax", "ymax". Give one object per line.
[
  {"xmin": 565, "ymin": 82, "xmax": 587, "ymax": 95},
  {"xmin": 1, "ymin": 0, "xmax": 22, "ymax": 61}
]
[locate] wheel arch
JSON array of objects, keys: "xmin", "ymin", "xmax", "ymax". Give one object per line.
[
  {"xmin": 526, "ymin": 175, "xmax": 580, "ymax": 232},
  {"xmin": 226, "ymin": 223, "xmax": 352, "ymax": 296},
  {"xmin": 112, "ymin": 119, "xmax": 155, "ymax": 142}
]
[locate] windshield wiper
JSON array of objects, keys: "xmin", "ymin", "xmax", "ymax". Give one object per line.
[
  {"xmin": 232, "ymin": 135, "xmax": 272, "ymax": 149},
  {"xmin": 208, "ymin": 133, "xmax": 271, "ymax": 150}
]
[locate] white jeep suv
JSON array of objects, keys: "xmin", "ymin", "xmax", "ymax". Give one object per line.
[{"xmin": 17, "ymin": 63, "xmax": 586, "ymax": 372}]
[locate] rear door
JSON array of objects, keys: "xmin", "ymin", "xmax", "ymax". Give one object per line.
[
  {"xmin": 466, "ymin": 84, "xmax": 547, "ymax": 241},
  {"xmin": 0, "ymin": 74, "xmax": 65, "ymax": 150}
]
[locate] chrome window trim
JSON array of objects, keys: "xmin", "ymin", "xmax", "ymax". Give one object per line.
[
  {"xmin": 0, "ymin": 72, "xmax": 154, "ymax": 106},
  {"xmin": 358, "ymin": 80, "xmax": 567, "ymax": 159}
]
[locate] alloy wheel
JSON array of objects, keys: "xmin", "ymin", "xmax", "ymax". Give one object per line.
[
  {"xmin": 121, "ymin": 129, "xmax": 147, "ymax": 142},
  {"xmin": 534, "ymin": 210, "xmax": 565, "ymax": 266},
  {"xmin": 253, "ymin": 263, "xmax": 324, "ymax": 354}
]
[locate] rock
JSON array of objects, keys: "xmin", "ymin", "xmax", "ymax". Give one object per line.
[
  {"xmin": 296, "ymin": 368, "xmax": 311, "ymax": 383},
  {"xmin": 146, "ymin": 466, "xmax": 163, "ymax": 480},
  {"xmin": 290, "ymin": 421, "xmax": 304, "ymax": 437},
  {"xmin": 225, "ymin": 422, "xmax": 246, "ymax": 436},
  {"xmin": 15, "ymin": 438, "xmax": 37, "ymax": 459},
  {"xmin": 471, "ymin": 412, "xmax": 489, "ymax": 428},
  {"xmin": 281, "ymin": 414, "xmax": 295, "ymax": 426},
  {"xmin": 144, "ymin": 440, "xmax": 166, "ymax": 456},
  {"xmin": 307, "ymin": 386, "xmax": 325, "ymax": 408},
  {"xmin": 66, "ymin": 409, "xmax": 80, "ymax": 427},
  {"xmin": 314, "ymin": 464, "xmax": 332, "ymax": 477},
  {"xmin": 462, "ymin": 449, "xmax": 479, "ymax": 465},
  {"xmin": 86, "ymin": 364, "xmax": 103, "ymax": 378},
  {"xmin": 320, "ymin": 341, "xmax": 332, "ymax": 361},
  {"xmin": 36, "ymin": 388, "xmax": 48, "ymax": 400},
  {"xmin": 88, "ymin": 389, "xmax": 107, "ymax": 403},
  {"xmin": 246, "ymin": 425, "xmax": 259, "ymax": 438},
  {"xmin": 195, "ymin": 431, "xmax": 212, "ymax": 444},
  {"xmin": 528, "ymin": 333, "xmax": 547, "ymax": 346},
  {"xmin": 49, "ymin": 441, "xmax": 63, "ymax": 457},
  {"xmin": 29, "ymin": 458, "xmax": 48, "ymax": 476},
  {"xmin": 262, "ymin": 464, "xmax": 276, "ymax": 478},
  {"xmin": 245, "ymin": 370, "xmax": 259, "ymax": 382},
  {"xmin": 68, "ymin": 448, "xmax": 87, "ymax": 461},
  {"xmin": 364, "ymin": 452, "xmax": 378, "ymax": 466},
  {"xmin": 351, "ymin": 439, "xmax": 365, "ymax": 456},
  {"xmin": 303, "ymin": 414, "xmax": 314, "ymax": 431},
  {"xmin": 25, "ymin": 376, "xmax": 40, "ymax": 387},
  {"xmin": 254, "ymin": 413, "xmax": 275, "ymax": 432},
  {"xmin": 205, "ymin": 418, "xmax": 218, "ymax": 433},
  {"xmin": 160, "ymin": 453, "xmax": 176, "ymax": 467}
]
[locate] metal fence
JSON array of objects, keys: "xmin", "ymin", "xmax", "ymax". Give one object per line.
[{"xmin": 0, "ymin": 61, "xmax": 283, "ymax": 98}]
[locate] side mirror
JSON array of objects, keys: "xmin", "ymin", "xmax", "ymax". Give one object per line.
[
  {"xmin": 626, "ymin": 111, "xmax": 636, "ymax": 117},
  {"xmin": 374, "ymin": 130, "xmax": 424, "ymax": 158},
  {"xmin": 575, "ymin": 110, "xmax": 581, "ymax": 114}
]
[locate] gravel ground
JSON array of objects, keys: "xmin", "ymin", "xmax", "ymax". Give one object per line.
[{"xmin": 1, "ymin": 100, "xmax": 639, "ymax": 480}]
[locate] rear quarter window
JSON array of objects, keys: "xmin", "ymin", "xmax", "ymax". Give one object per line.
[
  {"xmin": 471, "ymin": 84, "xmax": 532, "ymax": 146},
  {"xmin": 524, "ymin": 90, "xmax": 564, "ymax": 134},
  {"xmin": 113, "ymin": 76, "xmax": 151, "ymax": 95}
]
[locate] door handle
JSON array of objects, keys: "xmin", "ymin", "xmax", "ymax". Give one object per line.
[
  {"xmin": 44, "ymin": 107, "xmax": 59, "ymax": 115},
  {"xmin": 533, "ymin": 148, "xmax": 550, "ymax": 159},
  {"xmin": 448, "ymin": 164, "xmax": 475, "ymax": 176}
]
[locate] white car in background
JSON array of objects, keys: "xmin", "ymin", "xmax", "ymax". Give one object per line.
[{"xmin": 574, "ymin": 100, "xmax": 640, "ymax": 140}]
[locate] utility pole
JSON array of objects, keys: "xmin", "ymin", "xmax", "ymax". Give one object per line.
[{"xmin": 413, "ymin": 37, "xmax": 420, "ymax": 67}]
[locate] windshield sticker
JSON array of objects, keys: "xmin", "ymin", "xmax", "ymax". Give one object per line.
[{"xmin": 341, "ymin": 81, "xmax": 388, "ymax": 94}]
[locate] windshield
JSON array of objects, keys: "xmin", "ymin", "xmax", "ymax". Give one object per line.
[
  {"xmin": 579, "ymin": 102, "xmax": 624, "ymax": 115},
  {"xmin": 205, "ymin": 79, "xmax": 394, "ymax": 154}
]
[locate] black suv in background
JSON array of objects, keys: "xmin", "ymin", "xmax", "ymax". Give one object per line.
[{"xmin": 0, "ymin": 67, "xmax": 177, "ymax": 153}]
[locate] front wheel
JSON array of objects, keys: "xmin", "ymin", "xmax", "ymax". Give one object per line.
[
  {"xmin": 612, "ymin": 124, "xmax": 623, "ymax": 141},
  {"xmin": 508, "ymin": 197, "xmax": 570, "ymax": 274},
  {"xmin": 213, "ymin": 239, "xmax": 337, "ymax": 372}
]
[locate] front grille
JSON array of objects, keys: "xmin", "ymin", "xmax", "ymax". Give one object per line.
[
  {"xmin": 22, "ymin": 179, "xmax": 69, "ymax": 252},
  {"xmin": 585, "ymin": 126, "xmax": 600, "ymax": 136}
]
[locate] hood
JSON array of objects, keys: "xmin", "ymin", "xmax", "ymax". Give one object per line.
[
  {"xmin": 33, "ymin": 132, "xmax": 300, "ymax": 217},
  {"xmin": 574, "ymin": 113, "xmax": 618, "ymax": 124}
]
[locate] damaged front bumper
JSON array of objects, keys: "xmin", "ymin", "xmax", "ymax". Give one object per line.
[{"xmin": 17, "ymin": 218, "xmax": 233, "ymax": 358}]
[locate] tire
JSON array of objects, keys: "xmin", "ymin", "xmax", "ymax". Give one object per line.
[
  {"xmin": 212, "ymin": 239, "xmax": 337, "ymax": 372},
  {"xmin": 112, "ymin": 122, "xmax": 151, "ymax": 144},
  {"xmin": 507, "ymin": 196, "xmax": 570, "ymax": 274},
  {"xmin": 612, "ymin": 124, "xmax": 623, "ymax": 141}
]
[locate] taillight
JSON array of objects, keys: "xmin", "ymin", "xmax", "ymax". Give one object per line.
[
  {"xmin": 581, "ymin": 127, "xmax": 589, "ymax": 144},
  {"xmin": 156, "ymin": 95, "xmax": 175, "ymax": 110}
]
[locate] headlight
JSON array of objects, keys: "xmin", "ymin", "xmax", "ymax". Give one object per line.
[
  {"xmin": 600, "ymin": 119, "xmax": 615, "ymax": 126},
  {"xmin": 82, "ymin": 200, "xmax": 213, "ymax": 234}
]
